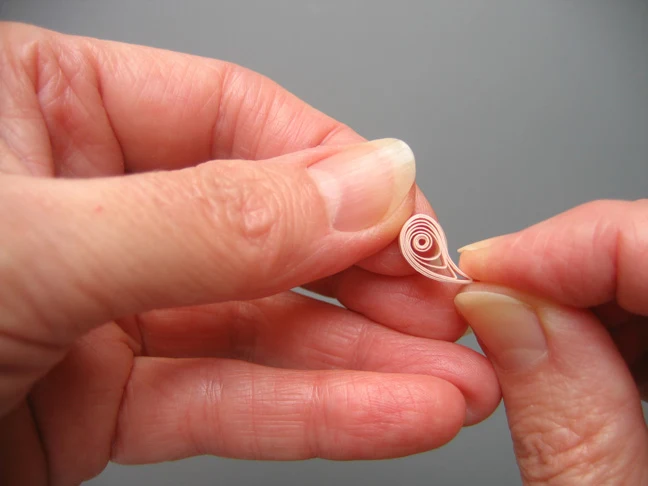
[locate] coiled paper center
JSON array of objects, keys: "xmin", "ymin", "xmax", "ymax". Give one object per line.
[{"xmin": 399, "ymin": 214, "xmax": 472, "ymax": 284}]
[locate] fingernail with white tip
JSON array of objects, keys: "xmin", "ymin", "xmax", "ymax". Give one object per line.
[
  {"xmin": 308, "ymin": 138, "xmax": 416, "ymax": 232},
  {"xmin": 455, "ymin": 291, "xmax": 548, "ymax": 371}
]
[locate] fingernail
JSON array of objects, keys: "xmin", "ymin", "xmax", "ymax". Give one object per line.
[
  {"xmin": 308, "ymin": 138, "xmax": 416, "ymax": 232},
  {"xmin": 457, "ymin": 236, "xmax": 502, "ymax": 253},
  {"xmin": 454, "ymin": 291, "xmax": 548, "ymax": 371}
]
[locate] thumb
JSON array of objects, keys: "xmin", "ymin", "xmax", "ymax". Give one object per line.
[
  {"xmin": 455, "ymin": 284, "xmax": 648, "ymax": 485},
  {"xmin": 1, "ymin": 138, "xmax": 415, "ymax": 343}
]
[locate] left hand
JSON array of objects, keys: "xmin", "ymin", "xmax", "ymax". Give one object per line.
[{"xmin": 0, "ymin": 23, "xmax": 500, "ymax": 485}]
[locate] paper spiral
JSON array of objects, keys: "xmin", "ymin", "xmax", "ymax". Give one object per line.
[{"xmin": 399, "ymin": 214, "xmax": 472, "ymax": 284}]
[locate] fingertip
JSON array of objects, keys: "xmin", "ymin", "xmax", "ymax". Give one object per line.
[
  {"xmin": 355, "ymin": 239, "xmax": 415, "ymax": 276},
  {"xmin": 356, "ymin": 186, "xmax": 437, "ymax": 277},
  {"xmin": 423, "ymin": 378, "xmax": 467, "ymax": 446},
  {"xmin": 319, "ymin": 374, "xmax": 468, "ymax": 460},
  {"xmin": 457, "ymin": 233, "xmax": 511, "ymax": 282},
  {"xmin": 333, "ymin": 267, "xmax": 467, "ymax": 340}
]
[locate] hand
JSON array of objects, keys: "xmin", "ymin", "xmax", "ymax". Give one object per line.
[
  {"xmin": 0, "ymin": 23, "xmax": 500, "ymax": 485},
  {"xmin": 456, "ymin": 199, "xmax": 648, "ymax": 485}
]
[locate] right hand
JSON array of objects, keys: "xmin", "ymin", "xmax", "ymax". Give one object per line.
[{"xmin": 455, "ymin": 199, "xmax": 648, "ymax": 485}]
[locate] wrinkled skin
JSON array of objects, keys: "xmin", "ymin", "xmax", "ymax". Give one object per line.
[
  {"xmin": 1, "ymin": 21, "xmax": 647, "ymax": 486},
  {"xmin": 458, "ymin": 199, "xmax": 648, "ymax": 485},
  {"xmin": 0, "ymin": 22, "xmax": 500, "ymax": 486}
]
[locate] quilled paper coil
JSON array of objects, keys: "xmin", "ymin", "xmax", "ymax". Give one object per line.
[{"xmin": 399, "ymin": 214, "xmax": 472, "ymax": 284}]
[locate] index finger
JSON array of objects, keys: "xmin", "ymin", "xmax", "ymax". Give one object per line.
[
  {"xmin": 10, "ymin": 22, "xmax": 436, "ymax": 275},
  {"xmin": 458, "ymin": 199, "xmax": 648, "ymax": 315},
  {"xmin": 8, "ymin": 22, "xmax": 361, "ymax": 173}
]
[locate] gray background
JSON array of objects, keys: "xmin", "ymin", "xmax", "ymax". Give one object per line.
[{"xmin": 2, "ymin": 0, "xmax": 647, "ymax": 484}]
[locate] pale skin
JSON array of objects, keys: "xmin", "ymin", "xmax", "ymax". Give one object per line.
[{"xmin": 0, "ymin": 22, "xmax": 646, "ymax": 486}]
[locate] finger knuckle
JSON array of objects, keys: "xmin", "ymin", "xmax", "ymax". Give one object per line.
[
  {"xmin": 513, "ymin": 418, "xmax": 590, "ymax": 484},
  {"xmin": 510, "ymin": 408, "xmax": 629, "ymax": 485},
  {"xmin": 193, "ymin": 162, "xmax": 289, "ymax": 268}
]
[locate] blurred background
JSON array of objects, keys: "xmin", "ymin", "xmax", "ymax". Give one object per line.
[{"xmin": 1, "ymin": 0, "xmax": 647, "ymax": 484}]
